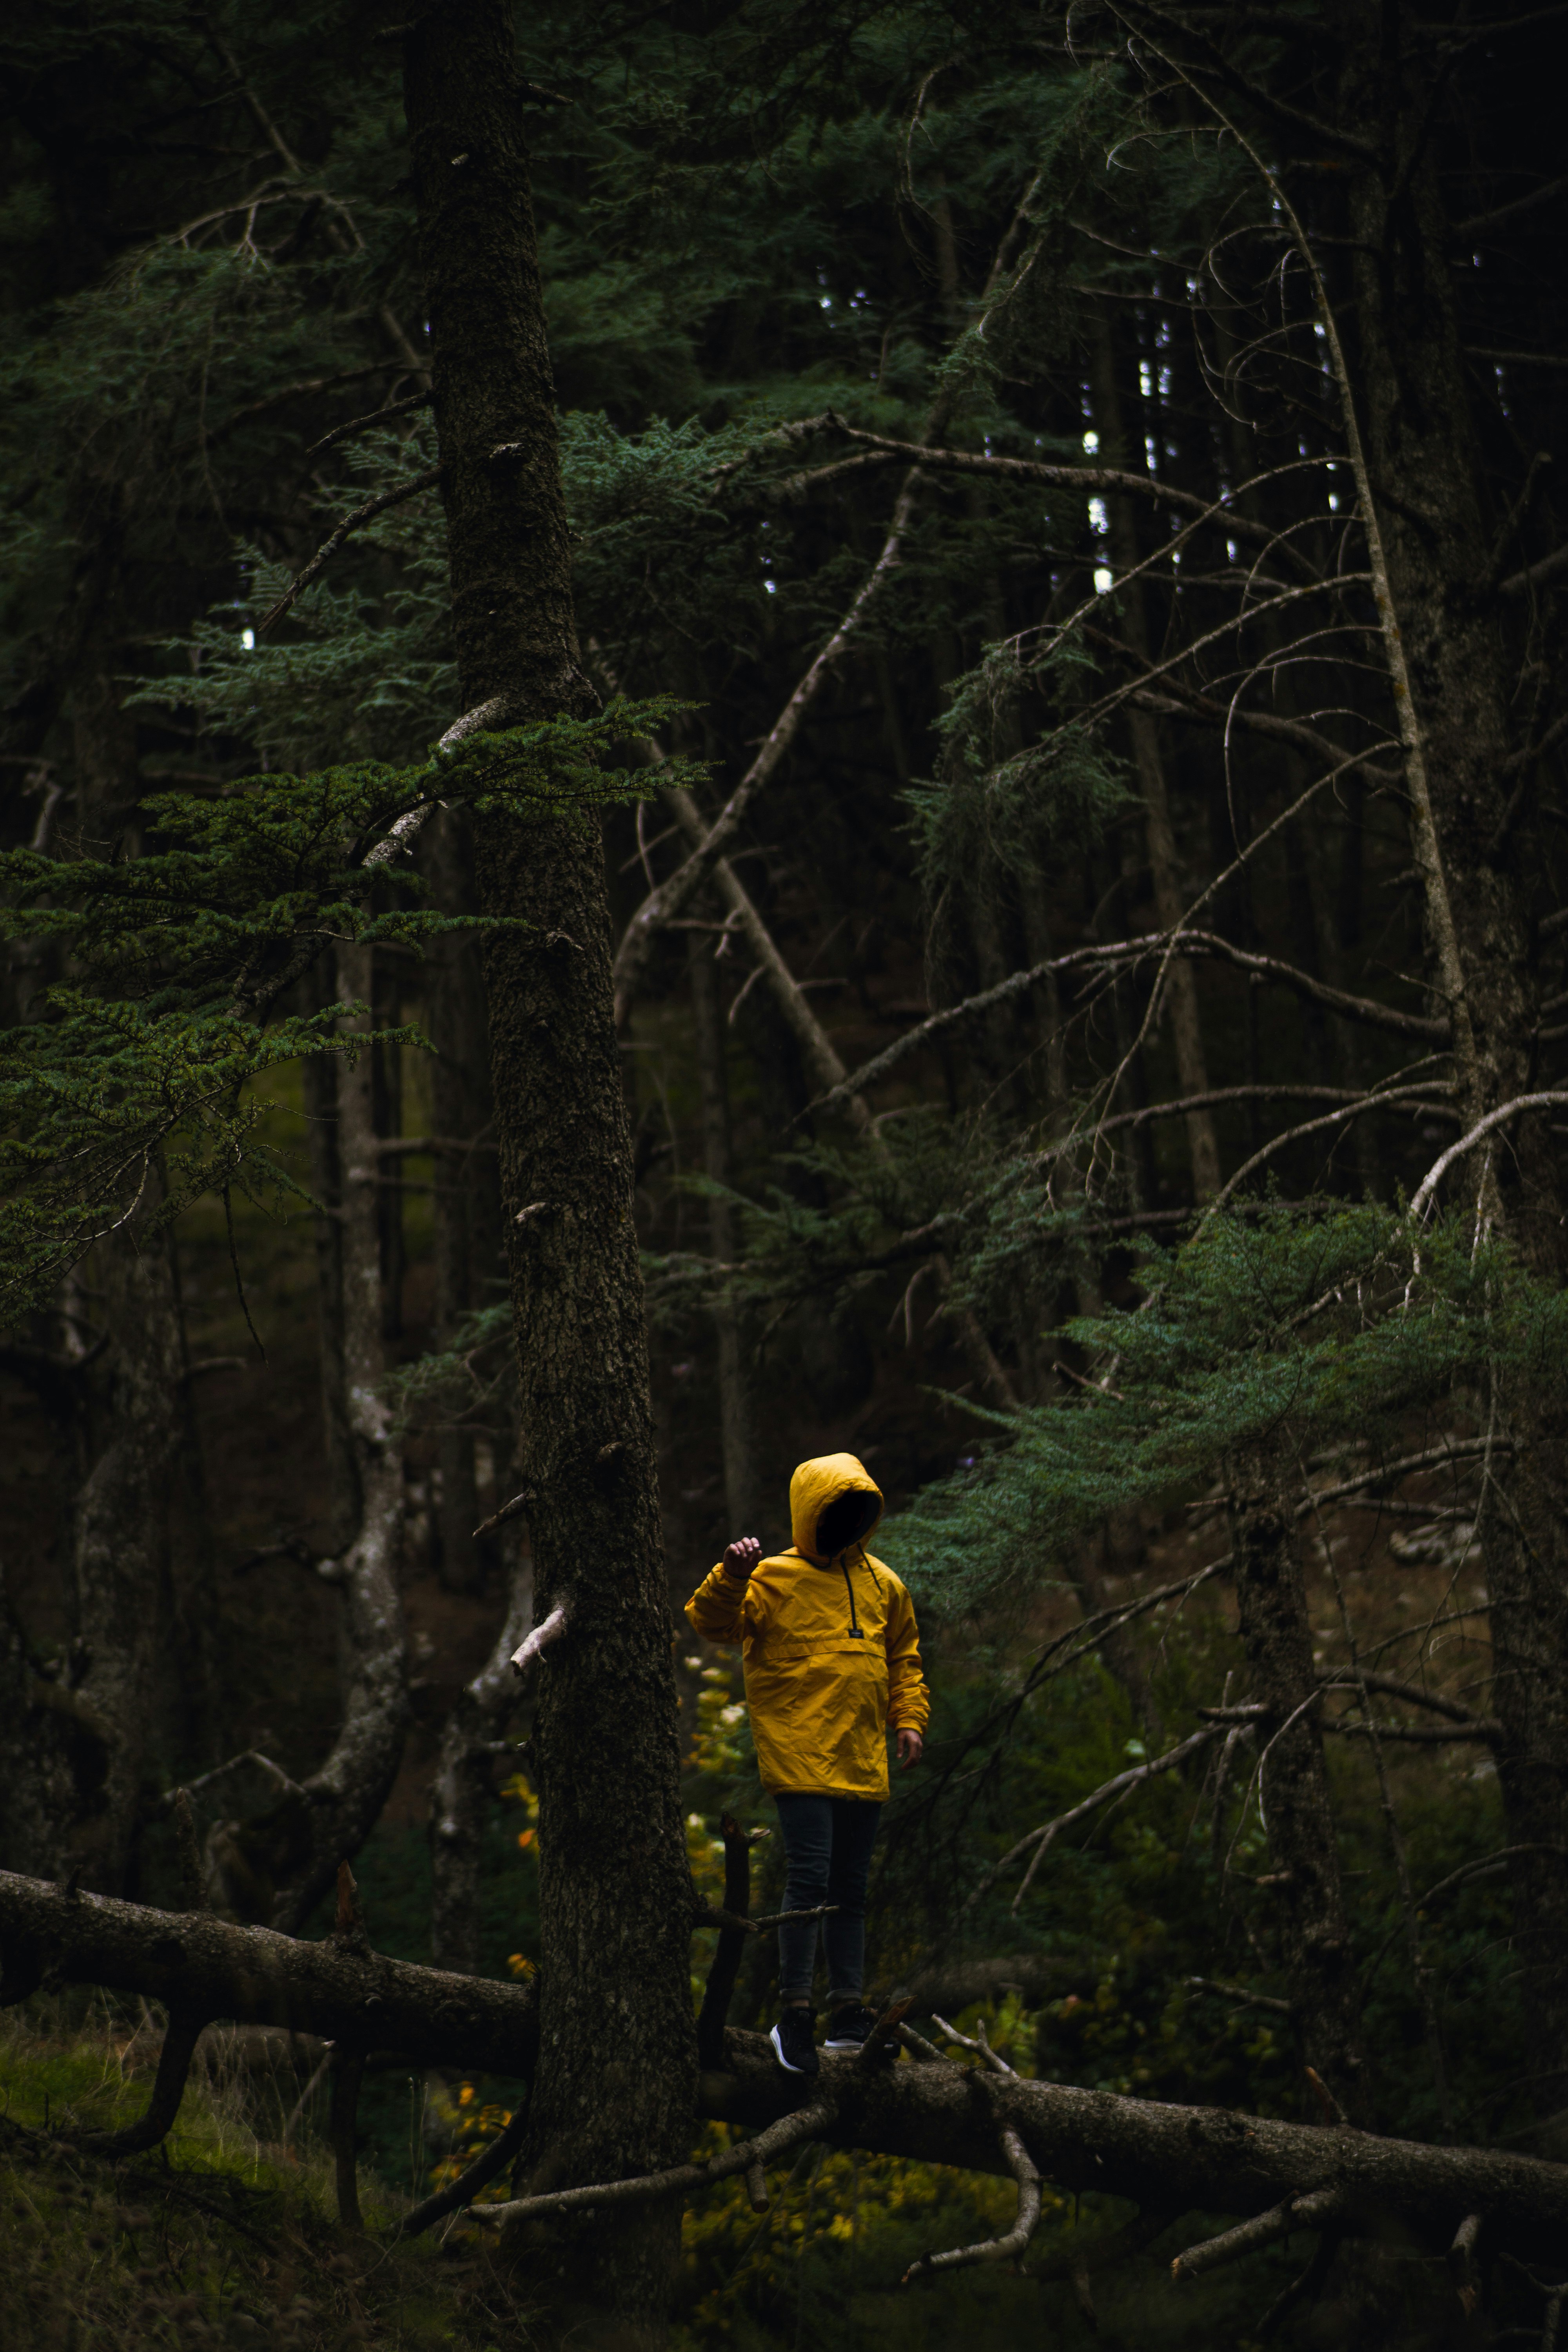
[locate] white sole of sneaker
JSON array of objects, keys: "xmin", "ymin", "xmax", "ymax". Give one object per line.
[
  {"xmin": 821, "ymin": 2036, "xmax": 866, "ymax": 2052},
  {"xmin": 769, "ymin": 2022, "xmax": 818, "ymax": 2076}
]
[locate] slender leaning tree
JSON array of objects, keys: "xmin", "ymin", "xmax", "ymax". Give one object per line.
[{"xmin": 402, "ymin": 5, "xmax": 697, "ymax": 2337}]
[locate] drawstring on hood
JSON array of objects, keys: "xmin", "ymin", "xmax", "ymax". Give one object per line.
[{"xmin": 789, "ymin": 1454, "xmax": 886, "ymax": 1640}]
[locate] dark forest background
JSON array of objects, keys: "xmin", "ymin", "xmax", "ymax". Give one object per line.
[{"xmin": 2, "ymin": 3, "xmax": 1566, "ymax": 2346}]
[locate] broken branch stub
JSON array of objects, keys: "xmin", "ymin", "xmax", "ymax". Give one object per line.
[{"xmin": 510, "ymin": 1603, "xmax": 567, "ymax": 1676}]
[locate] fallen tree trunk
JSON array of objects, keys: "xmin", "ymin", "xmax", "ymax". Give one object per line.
[
  {"xmin": 2, "ymin": 1868, "xmax": 1563, "ymax": 2263},
  {"xmin": 0, "ymin": 1869, "xmax": 537, "ymax": 2078},
  {"xmin": 703, "ymin": 2034, "xmax": 1568, "ymax": 2264}
]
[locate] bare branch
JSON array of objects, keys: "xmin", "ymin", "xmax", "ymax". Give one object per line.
[
  {"xmin": 902, "ymin": 2125, "xmax": 1041, "ymax": 2284},
  {"xmin": 1409, "ymin": 1093, "xmax": 1568, "ymax": 1222},
  {"xmin": 928, "ymin": 2011, "xmax": 1019, "ymax": 2074},
  {"xmin": 304, "ymin": 388, "xmax": 432, "ymax": 460},
  {"xmin": 256, "ymin": 467, "xmax": 441, "ymax": 634},
  {"xmin": 82, "ymin": 2011, "xmax": 208, "ymax": 2156},
  {"xmin": 509, "ymin": 1602, "xmax": 568, "ymax": 1676},
  {"xmin": 1185, "ymin": 1975, "xmax": 1293, "ymax": 2016},
  {"xmin": 399, "ymin": 2107, "xmax": 528, "ymax": 2239},
  {"xmin": 473, "ymin": 2100, "xmax": 835, "ymax": 2231},
  {"xmin": 1172, "ymin": 2188, "xmax": 1343, "ymax": 2283},
  {"xmin": 960, "ymin": 1726, "xmax": 1224, "ymax": 1924},
  {"xmin": 790, "ymin": 422, "xmax": 1322, "ymax": 575}
]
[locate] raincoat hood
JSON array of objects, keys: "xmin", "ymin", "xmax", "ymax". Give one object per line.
[{"xmin": 789, "ymin": 1453, "xmax": 884, "ymax": 1561}]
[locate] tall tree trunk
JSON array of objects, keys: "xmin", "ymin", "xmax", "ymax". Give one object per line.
[
  {"xmin": 58, "ymin": 634, "xmax": 187, "ymax": 1894},
  {"xmin": 687, "ymin": 926, "xmax": 762, "ymax": 1535},
  {"xmin": 424, "ymin": 807, "xmax": 500, "ymax": 1596},
  {"xmin": 301, "ymin": 1004, "xmax": 361, "ymax": 1554},
  {"xmin": 372, "ymin": 951, "xmax": 406, "ymax": 1343},
  {"xmin": 1226, "ymin": 1441, "xmax": 1370, "ymax": 2123},
  {"xmin": 403, "ymin": 9, "xmax": 696, "ymax": 2339},
  {"xmin": 1089, "ymin": 316, "xmax": 1221, "ymax": 1201},
  {"xmin": 430, "ymin": 1550, "xmax": 532, "ymax": 1976},
  {"xmin": 1338, "ymin": 11, "xmax": 1568, "ymax": 2101},
  {"xmin": 269, "ymin": 947, "xmax": 410, "ymax": 1931}
]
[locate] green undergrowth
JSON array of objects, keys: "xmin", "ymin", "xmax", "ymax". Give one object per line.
[{"xmin": 0, "ymin": 2006, "xmax": 534, "ymax": 2352}]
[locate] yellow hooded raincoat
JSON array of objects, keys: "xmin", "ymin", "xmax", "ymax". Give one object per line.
[{"xmin": 685, "ymin": 1453, "xmax": 929, "ymax": 1800}]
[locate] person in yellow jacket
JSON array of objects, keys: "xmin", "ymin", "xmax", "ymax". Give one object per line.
[{"xmin": 685, "ymin": 1452, "xmax": 928, "ymax": 2076}]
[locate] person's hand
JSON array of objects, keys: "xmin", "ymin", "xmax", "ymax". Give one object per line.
[
  {"xmin": 897, "ymin": 1727, "xmax": 924, "ymax": 1771},
  {"xmin": 722, "ymin": 1536, "xmax": 761, "ymax": 1583}
]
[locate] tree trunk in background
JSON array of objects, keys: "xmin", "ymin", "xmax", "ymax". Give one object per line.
[
  {"xmin": 404, "ymin": 7, "xmax": 696, "ymax": 2339},
  {"xmin": 1226, "ymin": 1441, "xmax": 1370, "ymax": 2123},
  {"xmin": 687, "ymin": 926, "xmax": 762, "ymax": 1535},
  {"xmin": 270, "ymin": 946, "xmax": 410, "ymax": 1932},
  {"xmin": 372, "ymin": 949, "xmax": 405, "ymax": 1342},
  {"xmin": 424, "ymin": 806, "xmax": 501, "ymax": 1596},
  {"xmin": 430, "ymin": 1551, "xmax": 532, "ymax": 1976},
  {"xmin": 69, "ymin": 1178, "xmax": 186, "ymax": 1893},
  {"xmin": 1089, "ymin": 319, "xmax": 1220, "ymax": 1201},
  {"xmin": 57, "ymin": 637, "xmax": 186, "ymax": 1893},
  {"xmin": 301, "ymin": 1012, "xmax": 361, "ymax": 1555},
  {"xmin": 1338, "ymin": 11, "xmax": 1568, "ymax": 2104}
]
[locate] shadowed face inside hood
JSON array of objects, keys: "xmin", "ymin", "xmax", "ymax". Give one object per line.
[{"xmin": 789, "ymin": 1452, "xmax": 884, "ymax": 1562}]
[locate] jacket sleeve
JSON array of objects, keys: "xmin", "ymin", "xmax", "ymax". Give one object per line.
[
  {"xmin": 685, "ymin": 1561, "xmax": 751, "ymax": 1646},
  {"xmin": 884, "ymin": 1576, "xmax": 929, "ymax": 1733}
]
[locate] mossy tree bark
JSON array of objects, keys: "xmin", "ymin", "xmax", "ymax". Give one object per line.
[{"xmin": 403, "ymin": 6, "xmax": 697, "ymax": 2339}]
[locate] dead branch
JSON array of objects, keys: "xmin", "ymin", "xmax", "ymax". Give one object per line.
[
  {"xmin": 398, "ymin": 2103, "xmax": 529, "ymax": 2239},
  {"xmin": 473, "ymin": 2099, "xmax": 835, "ymax": 2231},
  {"xmin": 0, "ymin": 1868, "xmax": 540, "ymax": 2076},
  {"xmin": 1172, "ymin": 2188, "xmax": 1342, "ymax": 2282},
  {"xmin": 1186, "ymin": 1976, "xmax": 1293, "ymax": 2016},
  {"xmin": 82, "ymin": 2011, "xmax": 208, "ymax": 2156},
  {"xmin": 510, "ymin": 1603, "xmax": 567, "ymax": 1675},
  {"xmin": 256, "ymin": 467, "xmax": 441, "ymax": 633},
  {"xmin": 5, "ymin": 1871, "xmax": 1565, "ymax": 2263},
  {"xmin": 785, "ymin": 421, "xmax": 1320, "ymax": 578},
  {"xmin": 818, "ymin": 926, "xmax": 1446, "ymax": 1112},
  {"xmin": 693, "ymin": 1902, "xmax": 840, "ymax": 1937},
  {"xmin": 610, "ymin": 472, "xmax": 924, "ymax": 1022},
  {"xmin": 1409, "ymin": 1094, "xmax": 1568, "ymax": 1223},
  {"xmin": 929, "ymin": 2014, "xmax": 1018, "ymax": 2076},
  {"xmin": 901, "ymin": 2124, "xmax": 1041, "ymax": 2283},
  {"xmin": 962, "ymin": 1724, "xmax": 1225, "ymax": 1922},
  {"xmin": 329, "ymin": 2047, "xmax": 366, "ymax": 2229}
]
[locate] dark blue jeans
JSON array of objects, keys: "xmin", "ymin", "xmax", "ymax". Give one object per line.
[{"xmin": 773, "ymin": 1793, "xmax": 882, "ymax": 2006}]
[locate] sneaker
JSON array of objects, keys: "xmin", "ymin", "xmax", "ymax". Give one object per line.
[
  {"xmin": 770, "ymin": 2009, "xmax": 820, "ymax": 2076},
  {"xmin": 822, "ymin": 2000, "xmax": 878, "ymax": 2053}
]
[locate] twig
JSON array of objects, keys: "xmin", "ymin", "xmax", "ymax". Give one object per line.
[
  {"xmin": 305, "ymin": 388, "xmax": 432, "ymax": 459},
  {"xmin": 1172, "ymin": 2188, "xmax": 1341, "ymax": 2282},
  {"xmin": 960, "ymin": 1724, "xmax": 1224, "ymax": 1922},
  {"xmin": 1186, "ymin": 1975, "xmax": 1293, "ymax": 2016},
  {"xmin": 473, "ymin": 1488, "xmax": 532, "ymax": 1540},
  {"xmin": 929, "ymin": 2014, "xmax": 1019, "ymax": 2075},
  {"xmin": 397, "ymin": 2103, "xmax": 529, "ymax": 2238},
  {"xmin": 901, "ymin": 2125, "xmax": 1040, "ymax": 2282},
  {"xmin": 470, "ymin": 2100, "xmax": 835, "ymax": 2229},
  {"xmin": 1408, "ymin": 1094, "xmax": 1568, "ymax": 1223},
  {"xmin": 256, "ymin": 467, "xmax": 440, "ymax": 633}
]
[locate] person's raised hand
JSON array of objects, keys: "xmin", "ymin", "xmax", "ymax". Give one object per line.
[
  {"xmin": 722, "ymin": 1535, "xmax": 762, "ymax": 1583},
  {"xmin": 897, "ymin": 1728, "xmax": 924, "ymax": 1771}
]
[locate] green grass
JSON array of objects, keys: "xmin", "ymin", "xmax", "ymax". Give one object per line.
[{"xmin": 0, "ymin": 2004, "xmax": 537, "ymax": 2352}]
